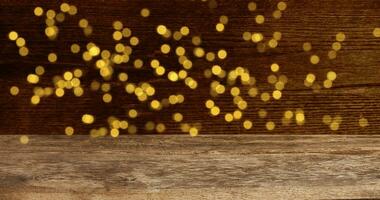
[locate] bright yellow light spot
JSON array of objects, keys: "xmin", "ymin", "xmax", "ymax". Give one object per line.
[
  {"xmin": 215, "ymin": 84, "xmax": 225, "ymax": 94},
  {"xmin": 216, "ymin": 23, "xmax": 224, "ymax": 32},
  {"xmin": 230, "ymin": 87, "xmax": 240, "ymax": 96},
  {"xmin": 55, "ymin": 88, "xmax": 65, "ymax": 97},
  {"xmin": 189, "ymin": 127, "xmax": 198, "ymax": 137},
  {"xmin": 205, "ymin": 100, "xmax": 215, "ymax": 109},
  {"xmin": 10, "ymin": 86, "xmax": 19, "ymax": 96},
  {"xmin": 48, "ymin": 53, "xmax": 58, "ymax": 63},
  {"xmin": 266, "ymin": 121, "xmax": 275, "ymax": 130},
  {"xmin": 155, "ymin": 66, "xmax": 165, "ymax": 76},
  {"xmin": 210, "ymin": 106, "xmax": 220, "ymax": 116},
  {"xmin": 16, "ymin": 37, "xmax": 26, "ymax": 47},
  {"xmin": 295, "ymin": 112, "xmax": 305, "ymax": 122},
  {"xmin": 251, "ymin": 33, "xmax": 263, "ymax": 43},
  {"xmin": 79, "ymin": 18, "xmax": 88, "ymax": 28},
  {"xmin": 260, "ymin": 92, "xmax": 270, "ymax": 102},
  {"xmin": 82, "ymin": 114, "xmax": 95, "ymax": 124},
  {"xmin": 327, "ymin": 71, "xmax": 337, "ymax": 81},
  {"xmin": 150, "ymin": 100, "xmax": 161, "ymax": 110},
  {"xmin": 306, "ymin": 73, "xmax": 316, "ymax": 83},
  {"xmin": 284, "ymin": 110, "xmax": 293, "ymax": 119},
  {"xmin": 45, "ymin": 26, "xmax": 57, "ymax": 38},
  {"xmin": 157, "ymin": 25, "xmax": 167, "ymax": 35},
  {"xmin": 89, "ymin": 46, "xmax": 100, "ymax": 56},
  {"xmin": 336, "ymin": 32, "xmax": 346, "ymax": 42},
  {"xmin": 161, "ymin": 44, "xmax": 171, "ymax": 54},
  {"xmin": 134, "ymin": 59, "xmax": 143, "ymax": 69},
  {"xmin": 217, "ymin": 49, "xmax": 227, "ymax": 59},
  {"xmin": 35, "ymin": 66, "xmax": 45, "ymax": 75},
  {"xmin": 271, "ymin": 63, "xmax": 280, "ymax": 72},
  {"xmin": 243, "ymin": 120, "xmax": 253, "ymax": 130},
  {"xmin": 110, "ymin": 129, "xmax": 119, "ymax": 137},
  {"xmin": 194, "ymin": 47, "xmax": 205, "ymax": 57},
  {"xmin": 373, "ymin": 28, "xmax": 380, "ymax": 37},
  {"xmin": 225, "ymin": 113, "xmax": 233, "ymax": 122},
  {"xmin": 233, "ymin": 110, "xmax": 242, "ymax": 120},
  {"xmin": 176, "ymin": 46, "xmax": 185, "ymax": 56},
  {"xmin": 156, "ymin": 123, "xmax": 166, "ymax": 133},
  {"xmin": 103, "ymin": 93, "xmax": 112, "ymax": 103},
  {"xmin": 180, "ymin": 26, "xmax": 190, "ymax": 36},
  {"xmin": 255, "ymin": 15, "xmax": 265, "ymax": 24},
  {"xmin": 19, "ymin": 47, "xmax": 29, "ymax": 56},
  {"xmin": 112, "ymin": 21, "xmax": 123, "ymax": 30},
  {"xmin": 31, "ymin": 95, "xmax": 40, "ymax": 105},
  {"xmin": 20, "ymin": 135, "xmax": 29, "ymax": 144},
  {"xmin": 173, "ymin": 113, "xmax": 183, "ymax": 122},
  {"xmin": 8, "ymin": 31, "xmax": 18, "ymax": 41},
  {"xmin": 140, "ymin": 8, "xmax": 150, "ymax": 17},
  {"xmin": 168, "ymin": 71, "xmax": 178, "ymax": 82},
  {"xmin": 130, "ymin": 36, "xmax": 139, "ymax": 46},
  {"xmin": 211, "ymin": 65, "xmax": 222, "ymax": 75},
  {"xmin": 60, "ymin": 3, "xmax": 70, "ymax": 12},
  {"xmin": 65, "ymin": 126, "xmax": 74, "ymax": 136},
  {"xmin": 63, "ymin": 71, "xmax": 73, "ymax": 80},
  {"xmin": 34, "ymin": 7, "xmax": 44, "ymax": 16},
  {"xmin": 46, "ymin": 9, "xmax": 56, "ymax": 19},
  {"xmin": 27, "ymin": 74, "xmax": 39, "ymax": 84},
  {"xmin": 272, "ymin": 90, "xmax": 282, "ymax": 100},
  {"xmin": 128, "ymin": 109, "xmax": 138, "ymax": 118},
  {"xmin": 268, "ymin": 39, "xmax": 278, "ymax": 48},
  {"xmin": 332, "ymin": 42, "xmax": 341, "ymax": 51},
  {"xmin": 68, "ymin": 5, "xmax": 77, "ymax": 15},
  {"xmin": 73, "ymin": 87, "xmax": 84, "ymax": 96},
  {"xmin": 323, "ymin": 80, "xmax": 333, "ymax": 88},
  {"xmin": 310, "ymin": 55, "xmax": 320, "ymax": 64},
  {"xmin": 113, "ymin": 31, "xmax": 123, "ymax": 41}
]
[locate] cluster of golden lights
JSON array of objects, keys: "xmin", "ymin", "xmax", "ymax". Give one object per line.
[{"xmin": 5, "ymin": 1, "xmax": 378, "ymax": 144}]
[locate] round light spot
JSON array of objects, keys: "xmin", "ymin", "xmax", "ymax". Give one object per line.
[
  {"xmin": 82, "ymin": 114, "xmax": 95, "ymax": 124},
  {"xmin": 10, "ymin": 86, "xmax": 19, "ymax": 96},
  {"xmin": 65, "ymin": 126, "xmax": 74, "ymax": 136}
]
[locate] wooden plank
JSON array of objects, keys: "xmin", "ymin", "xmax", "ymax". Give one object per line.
[
  {"xmin": 0, "ymin": 0, "xmax": 380, "ymax": 135},
  {"xmin": 0, "ymin": 135, "xmax": 379, "ymax": 199}
]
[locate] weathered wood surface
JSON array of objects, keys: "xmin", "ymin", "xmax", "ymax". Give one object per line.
[
  {"xmin": 0, "ymin": 135, "xmax": 379, "ymax": 199},
  {"xmin": 1, "ymin": 0, "xmax": 380, "ymax": 134}
]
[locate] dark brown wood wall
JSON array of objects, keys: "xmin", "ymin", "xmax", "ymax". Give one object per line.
[{"xmin": 1, "ymin": 0, "xmax": 380, "ymax": 136}]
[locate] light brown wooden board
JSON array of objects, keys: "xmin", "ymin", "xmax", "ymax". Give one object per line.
[
  {"xmin": 0, "ymin": 135, "xmax": 379, "ymax": 199},
  {"xmin": 1, "ymin": 0, "xmax": 380, "ymax": 134}
]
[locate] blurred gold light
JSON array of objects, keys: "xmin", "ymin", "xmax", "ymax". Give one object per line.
[
  {"xmin": 10, "ymin": 86, "xmax": 19, "ymax": 96},
  {"xmin": 82, "ymin": 114, "xmax": 95, "ymax": 124}
]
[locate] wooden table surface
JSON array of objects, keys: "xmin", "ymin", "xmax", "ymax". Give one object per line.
[
  {"xmin": 1, "ymin": 0, "xmax": 380, "ymax": 199},
  {"xmin": 0, "ymin": 135, "xmax": 379, "ymax": 199}
]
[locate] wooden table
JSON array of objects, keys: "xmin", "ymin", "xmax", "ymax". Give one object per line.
[
  {"xmin": 1, "ymin": 0, "xmax": 380, "ymax": 199},
  {"xmin": 0, "ymin": 135, "xmax": 379, "ymax": 199}
]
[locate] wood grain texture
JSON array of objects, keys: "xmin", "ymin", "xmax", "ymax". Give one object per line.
[
  {"xmin": 0, "ymin": 0, "xmax": 380, "ymax": 134},
  {"xmin": 0, "ymin": 135, "xmax": 379, "ymax": 199}
]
